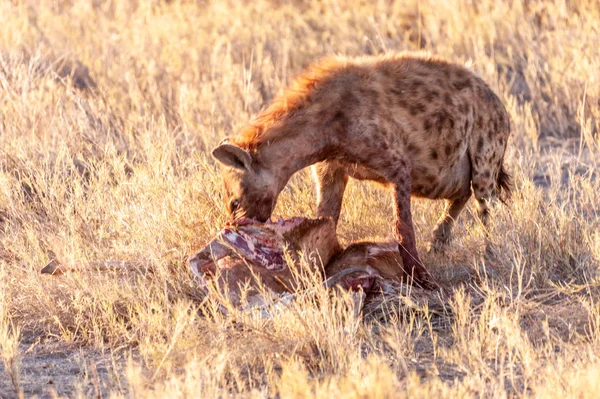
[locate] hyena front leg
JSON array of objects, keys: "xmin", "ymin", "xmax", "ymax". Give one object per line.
[
  {"xmin": 313, "ymin": 161, "xmax": 349, "ymax": 225},
  {"xmin": 356, "ymin": 154, "xmax": 436, "ymax": 288},
  {"xmin": 391, "ymin": 175, "xmax": 436, "ymax": 288},
  {"xmin": 341, "ymin": 146, "xmax": 438, "ymax": 288}
]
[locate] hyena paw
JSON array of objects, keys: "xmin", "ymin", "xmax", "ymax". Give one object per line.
[
  {"xmin": 427, "ymin": 226, "xmax": 452, "ymax": 253},
  {"xmin": 427, "ymin": 237, "xmax": 450, "ymax": 254}
]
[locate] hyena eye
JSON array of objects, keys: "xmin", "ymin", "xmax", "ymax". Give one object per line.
[{"xmin": 229, "ymin": 199, "xmax": 240, "ymax": 213}]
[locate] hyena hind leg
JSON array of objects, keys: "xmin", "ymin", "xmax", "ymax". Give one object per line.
[
  {"xmin": 428, "ymin": 192, "xmax": 471, "ymax": 253},
  {"xmin": 313, "ymin": 161, "xmax": 349, "ymax": 225},
  {"xmin": 471, "ymin": 163, "xmax": 512, "ymax": 261},
  {"xmin": 473, "ymin": 186, "xmax": 500, "ymax": 259},
  {"xmin": 472, "ymin": 174, "xmax": 498, "ymax": 230},
  {"xmin": 473, "ymin": 165, "xmax": 512, "ymax": 228}
]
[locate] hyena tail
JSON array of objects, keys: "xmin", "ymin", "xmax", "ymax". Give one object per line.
[{"xmin": 497, "ymin": 164, "xmax": 512, "ymax": 204}]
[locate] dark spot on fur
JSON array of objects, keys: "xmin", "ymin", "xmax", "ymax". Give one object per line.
[
  {"xmin": 483, "ymin": 170, "xmax": 491, "ymax": 179},
  {"xmin": 423, "ymin": 173, "xmax": 437, "ymax": 184},
  {"xmin": 409, "ymin": 102, "xmax": 426, "ymax": 116},
  {"xmin": 327, "ymin": 110, "xmax": 348, "ymax": 136},
  {"xmin": 332, "ymin": 110, "xmax": 345, "ymax": 121},
  {"xmin": 434, "ymin": 78, "xmax": 445, "ymax": 87},
  {"xmin": 476, "ymin": 116, "xmax": 484, "ymax": 129},
  {"xmin": 432, "ymin": 109, "xmax": 451, "ymax": 131},
  {"xmin": 445, "ymin": 144, "xmax": 453, "ymax": 156},
  {"xmin": 477, "ymin": 137, "xmax": 484, "ymax": 152},
  {"xmin": 492, "ymin": 119, "xmax": 499, "ymax": 133},
  {"xmin": 391, "ymin": 88, "xmax": 404, "ymax": 98},
  {"xmin": 453, "ymin": 79, "xmax": 471, "ymax": 91},
  {"xmin": 396, "ymin": 97, "xmax": 409, "ymax": 109},
  {"xmin": 444, "ymin": 92, "xmax": 453, "ymax": 105},
  {"xmin": 407, "ymin": 142, "xmax": 421, "ymax": 155},
  {"xmin": 412, "ymin": 79, "xmax": 424, "ymax": 88},
  {"xmin": 430, "ymin": 149, "xmax": 438, "ymax": 160},
  {"xmin": 425, "ymin": 89, "xmax": 439, "ymax": 102},
  {"xmin": 346, "ymin": 92, "xmax": 361, "ymax": 107},
  {"xmin": 423, "ymin": 119, "xmax": 433, "ymax": 131},
  {"xmin": 380, "ymin": 65, "xmax": 394, "ymax": 78}
]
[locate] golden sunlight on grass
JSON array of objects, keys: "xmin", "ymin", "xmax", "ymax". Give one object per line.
[{"xmin": 0, "ymin": 0, "xmax": 599, "ymax": 397}]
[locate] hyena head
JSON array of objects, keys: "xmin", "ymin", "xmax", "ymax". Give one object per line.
[{"xmin": 212, "ymin": 141, "xmax": 278, "ymax": 222}]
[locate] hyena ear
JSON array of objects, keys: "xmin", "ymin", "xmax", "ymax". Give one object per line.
[{"xmin": 212, "ymin": 142, "xmax": 252, "ymax": 171}]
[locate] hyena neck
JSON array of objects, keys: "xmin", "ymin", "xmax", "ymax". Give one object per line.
[{"xmin": 254, "ymin": 121, "xmax": 332, "ymax": 192}]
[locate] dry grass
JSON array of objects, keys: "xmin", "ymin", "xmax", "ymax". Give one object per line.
[
  {"xmin": 0, "ymin": 265, "xmax": 24, "ymax": 398},
  {"xmin": 0, "ymin": 0, "xmax": 599, "ymax": 397}
]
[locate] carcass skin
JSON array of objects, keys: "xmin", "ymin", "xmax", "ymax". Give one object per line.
[
  {"xmin": 188, "ymin": 217, "xmax": 341, "ymax": 306},
  {"xmin": 188, "ymin": 217, "xmax": 417, "ymax": 309},
  {"xmin": 323, "ymin": 241, "xmax": 411, "ymax": 293},
  {"xmin": 325, "ymin": 242, "xmax": 409, "ymax": 283}
]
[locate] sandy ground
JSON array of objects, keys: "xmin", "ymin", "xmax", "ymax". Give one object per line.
[{"xmin": 0, "ymin": 337, "xmax": 131, "ymax": 398}]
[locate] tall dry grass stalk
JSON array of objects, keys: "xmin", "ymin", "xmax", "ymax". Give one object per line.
[{"xmin": 0, "ymin": 266, "xmax": 23, "ymax": 399}]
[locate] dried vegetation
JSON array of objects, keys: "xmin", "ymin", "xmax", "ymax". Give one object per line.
[{"xmin": 0, "ymin": 0, "xmax": 599, "ymax": 397}]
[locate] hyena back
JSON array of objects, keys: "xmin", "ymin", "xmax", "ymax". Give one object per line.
[{"xmin": 212, "ymin": 53, "xmax": 511, "ymax": 288}]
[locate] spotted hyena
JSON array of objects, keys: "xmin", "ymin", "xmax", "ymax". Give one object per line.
[{"xmin": 211, "ymin": 53, "xmax": 511, "ymax": 288}]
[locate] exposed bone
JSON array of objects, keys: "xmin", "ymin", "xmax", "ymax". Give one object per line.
[{"xmin": 40, "ymin": 259, "xmax": 134, "ymax": 275}]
